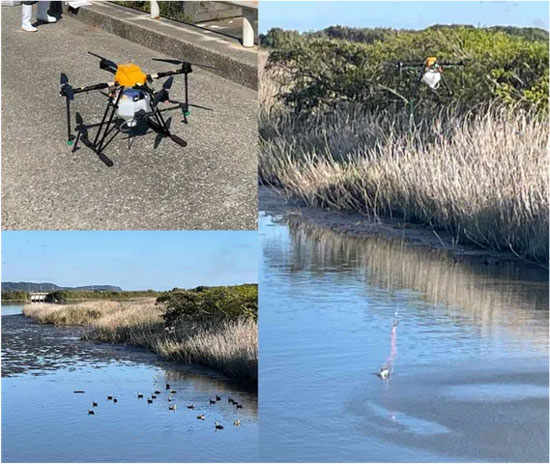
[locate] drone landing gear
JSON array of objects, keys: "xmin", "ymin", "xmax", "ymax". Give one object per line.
[{"xmin": 148, "ymin": 107, "xmax": 188, "ymax": 148}]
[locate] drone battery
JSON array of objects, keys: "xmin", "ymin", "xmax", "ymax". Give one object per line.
[{"xmin": 116, "ymin": 88, "xmax": 152, "ymax": 127}]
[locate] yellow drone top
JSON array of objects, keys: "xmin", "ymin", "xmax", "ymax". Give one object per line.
[
  {"xmin": 114, "ymin": 63, "xmax": 147, "ymax": 87},
  {"xmin": 425, "ymin": 56, "xmax": 438, "ymax": 68}
]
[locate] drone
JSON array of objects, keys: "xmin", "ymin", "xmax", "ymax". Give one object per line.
[
  {"xmin": 394, "ymin": 56, "xmax": 465, "ymax": 96},
  {"xmin": 59, "ymin": 52, "xmax": 212, "ymax": 166}
]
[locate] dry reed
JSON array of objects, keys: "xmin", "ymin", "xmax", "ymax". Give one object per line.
[
  {"xmin": 259, "ymin": 57, "xmax": 549, "ymax": 263},
  {"xmin": 23, "ymin": 300, "xmax": 258, "ymax": 380}
]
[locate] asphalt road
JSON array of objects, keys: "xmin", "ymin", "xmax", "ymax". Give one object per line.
[{"xmin": 1, "ymin": 6, "xmax": 257, "ymax": 230}]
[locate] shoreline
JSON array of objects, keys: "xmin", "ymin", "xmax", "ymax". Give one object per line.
[
  {"xmin": 259, "ymin": 186, "xmax": 547, "ymax": 270},
  {"xmin": 22, "ymin": 299, "xmax": 258, "ymax": 385}
]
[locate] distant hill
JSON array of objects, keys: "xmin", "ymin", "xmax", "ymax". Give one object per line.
[{"xmin": 1, "ymin": 282, "xmax": 123, "ymax": 292}]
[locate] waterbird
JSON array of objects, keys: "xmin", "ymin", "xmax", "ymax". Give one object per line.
[
  {"xmin": 197, "ymin": 414, "xmax": 205, "ymax": 420},
  {"xmin": 376, "ymin": 367, "xmax": 390, "ymax": 379},
  {"xmin": 228, "ymin": 397, "xmax": 234, "ymax": 404},
  {"xmin": 113, "ymin": 398, "xmax": 118, "ymax": 403},
  {"xmin": 233, "ymin": 420, "xmax": 240, "ymax": 426},
  {"xmin": 166, "ymin": 383, "xmax": 170, "ymax": 390},
  {"xmin": 137, "ymin": 393, "xmax": 144, "ymax": 399},
  {"xmin": 215, "ymin": 395, "xmax": 221, "ymax": 401},
  {"xmin": 187, "ymin": 404, "xmax": 195, "ymax": 409},
  {"xmin": 170, "ymin": 390, "xmax": 177, "ymax": 394},
  {"xmin": 169, "ymin": 404, "xmax": 176, "ymax": 411},
  {"xmin": 107, "ymin": 395, "xmax": 113, "ymax": 400},
  {"xmin": 209, "ymin": 399, "xmax": 216, "ymax": 404},
  {"xmin": 154, "ymin": 390, "xmax": 161, "ymax": 395},
  {"xmin": 73, "ymin": 390, "xmax": 86, "ymax": 394},
  {"xmin": 168, "ymin": 397, "xmax": 173, "ymax": 402},
  {"xmin": 151, "ymin": 394, "xmax": 157, "ymax": 399},
  {"xmin": 236, "ymin": 403, "xmax": 243, "ymax": 409},
  {"xmin": 92, "ymin": 401, "xmax": 98, "ymax": 407},
  {"xmin": 147, "ymin": 398, "xmax": 153, "ymax": 404},
  {"xmin": 215, "ymin": 422, "xmax": 224, "ymax": 430},
  {"xmin": 88, "ymin": 409, "xmax": 95, "ymax": 415}
]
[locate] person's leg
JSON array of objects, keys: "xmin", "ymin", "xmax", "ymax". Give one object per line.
[
  {"xmin": 21, "ymin": 3, "xmax": 37, "ymax": 32},
  {"xmin": 49, "ymin": 1, "xmax": 62, "ymax": 20},
  {"xmin": 37, "ymin": 1, "xmax": 56, "ymax": 23}
]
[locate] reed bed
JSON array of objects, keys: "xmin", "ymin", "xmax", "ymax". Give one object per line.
[
  {"xmin": 23, "ymin": 300, "xmax": 258, "ymax": 380},
  {"xmin": 259, "ymin": 56, "xmax": 549, "ymax": 264}
]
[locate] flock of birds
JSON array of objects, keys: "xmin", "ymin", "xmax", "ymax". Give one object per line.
[{"xmin": 86, "ymin": 382, "xmax": 242, "ymax": 429}]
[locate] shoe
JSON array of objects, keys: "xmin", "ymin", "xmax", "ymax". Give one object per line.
[
  {"xmin": 37, "ymin": 1, "xmax": 57, "ymax": 23},
  {"xmin": 21, "ymin": 3, "xmax": 37, "ymax": 32}
]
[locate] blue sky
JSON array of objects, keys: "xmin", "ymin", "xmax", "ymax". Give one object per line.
[
  {"xmin": 260, "ymin": 1, "xmax": 550, "ymax": 33},
  {"xmin": 1, "ymin": 231, "xmax": 257, "ymax": 291}
]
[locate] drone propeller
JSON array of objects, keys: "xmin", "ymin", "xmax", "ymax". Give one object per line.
[
  {"xmin": 60, "ymin": 73, "xmax": 74, "ymax": 100},
  {"xmin": 163, "ymin": 76, "xmax": 174, "ymax": 90},
  {"xmin": 88, "ymin": 51, "xmax": 118, "ymax": 74},
  {"xmin": 152, "ymin": 57, "xmax": 218, "ymax": 71}
]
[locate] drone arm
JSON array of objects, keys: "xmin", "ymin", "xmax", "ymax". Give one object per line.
[
  {"xmin": 72, "ymin": 82, "xmax": 114, "ymax": 95},
  {"xmin": 147, "ymin": 66, "xmax": 191, "ymax": 118}
]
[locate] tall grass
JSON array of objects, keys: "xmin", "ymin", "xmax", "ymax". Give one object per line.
[
  {"xmin": 23, "ymin": 300, "xmax": 257, "ymax": 381},
  {"xmin": 259, "ymin": 54, "xmax": 549, "ymax": 264}
]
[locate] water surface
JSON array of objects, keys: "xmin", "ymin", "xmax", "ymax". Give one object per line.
[
  {"xmin": 2, "ymin": 310, "xmax": 258, "ymax": 462},
  {"xmin": 259, "ymin": 213, "xmax": 549, "ymax": 462}
]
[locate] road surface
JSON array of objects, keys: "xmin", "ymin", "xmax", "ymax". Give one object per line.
[{"xmin": 1, "ymin": 6, "xmax": 257, "ymax": 230}]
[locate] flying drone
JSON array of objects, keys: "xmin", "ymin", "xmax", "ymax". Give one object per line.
[
  {"xmin": 59, "ymin": 52, "xmax": 213, "ymax": 166},
  {"xmin": 394, "ymin": 56, "xmax": 465, "ymax": 96}
]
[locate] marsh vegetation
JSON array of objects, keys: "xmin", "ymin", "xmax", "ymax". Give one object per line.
[
  {"xmin": 259, "ymin": 26, "xmax": 549, "ymax": 264},
  {"xmin": 23, "ymin": 285, "xmax": 258, "ymax": 381}
]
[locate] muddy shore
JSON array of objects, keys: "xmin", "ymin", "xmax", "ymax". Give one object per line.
[{"xmin": 259, "ymin": 186, "xmax": 547, "ymax": 269}]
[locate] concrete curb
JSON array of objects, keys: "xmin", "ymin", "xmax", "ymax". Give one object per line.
[{"xmin": 66, "ymin": 2, "xmax": 258, "ymax": 89}]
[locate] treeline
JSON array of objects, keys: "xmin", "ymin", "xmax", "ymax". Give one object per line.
[
  {"xmin": 261, "ymin": 25, "xmax": 549, "ymax": 114},
  {"xmin": 2, "ymin": 290, "xmax": 30, "ymax": 302},
  {"xmin": 44, "ymin": 289, "xmax": 163, "ymax": 304},
  {"xmin": 2, "ymin": 289, "xmax": 161, "ymax": 303}
]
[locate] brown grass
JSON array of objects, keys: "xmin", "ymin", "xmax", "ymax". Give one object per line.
[
  {"xmin": 259, "ymin": 55, "xmax": 549, "ymax": 264},
  {"xmin": 23, "ymin": 300, "xmax": 257, "ymax": 381}
]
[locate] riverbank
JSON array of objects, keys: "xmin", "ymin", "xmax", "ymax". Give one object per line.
[
  {"xmin": 259, "ymin": 34, "xmax": 549, "ymax": 265},
  {"xmin": 260, "ymin": 186, "xmax": 547, "ymax": 268},
  {"xmin": 23, "ymin": 299, "xmax": 257, "ymax": 382}
]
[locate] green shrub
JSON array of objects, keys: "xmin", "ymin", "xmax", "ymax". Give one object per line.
[
  {"xmin": 264, "ymin": 26, "xmax": 549, "ymax": 115},
  {"xmin": 162, "ymin": 284, "xmax": 258, "ymax": 327}
]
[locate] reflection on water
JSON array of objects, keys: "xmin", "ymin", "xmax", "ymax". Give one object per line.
[
  {"xmin": 2, "ymin": 313, "xmax": 258, "ymax": 462},
  {"xmin": 259, "ymin": 212, "xmax": 549, "ymax": 463}
]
